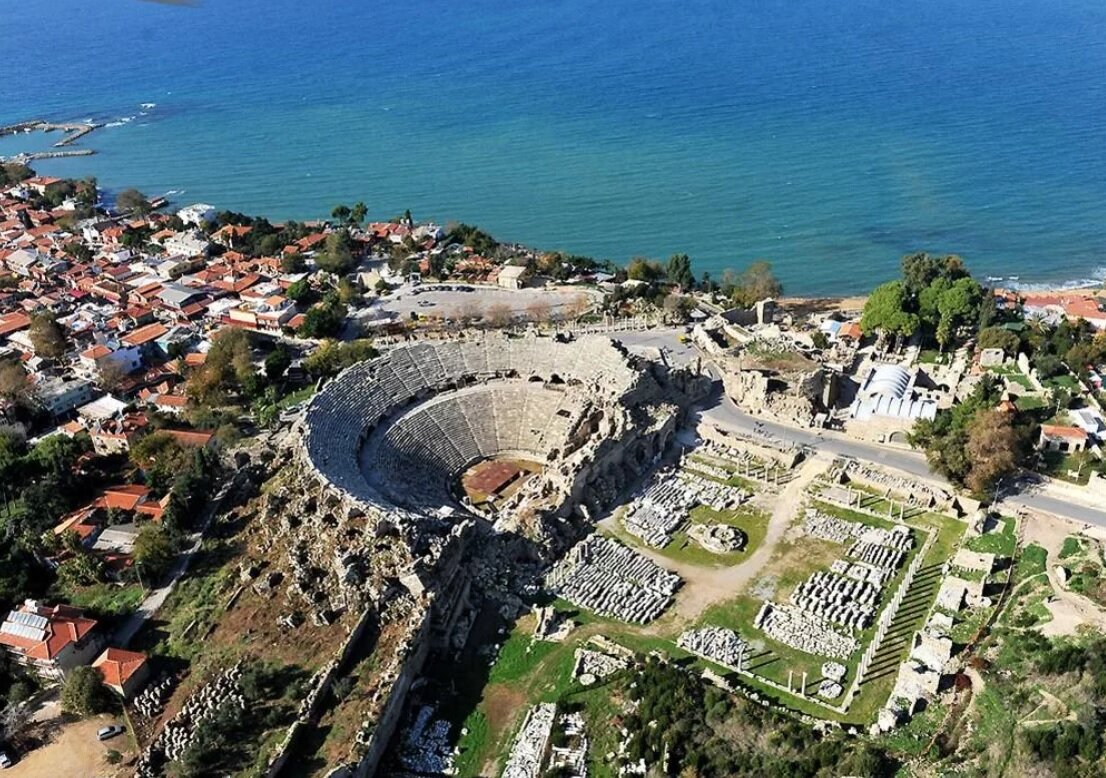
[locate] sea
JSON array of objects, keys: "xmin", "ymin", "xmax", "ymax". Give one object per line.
[{"xmin": 1, "ymin": 0, "xmax": 1105, "ymax": 295}]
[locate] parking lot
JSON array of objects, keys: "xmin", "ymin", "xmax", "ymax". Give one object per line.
[
  {"xmin": 6, "ymin": 714, "xmax": 134, "ymax": 777},
  {"xmin": 363, "ymin": 283, "xmax": 600, "ymax": 324}
]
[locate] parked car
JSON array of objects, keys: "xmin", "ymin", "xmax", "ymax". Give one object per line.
[
  {"xmin": 97, "ymin": 725, "xmax": 125, "ymax": 741},
  {"xmin": 0, "ymin": 752, "xmax": 14, "ymax": 768}
]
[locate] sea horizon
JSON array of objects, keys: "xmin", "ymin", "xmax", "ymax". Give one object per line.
[{"xmin": 3, "ymin": 0, "xmax": 1105, "ymax": 295}]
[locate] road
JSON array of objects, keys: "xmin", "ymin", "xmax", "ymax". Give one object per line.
[
  {"xmin": 678, "ymin": 347, "xmax": 1106, "ymax": 529},
  {"xmin": 112, "ymin": 478, "xmax": 232, "ymax": 647}
]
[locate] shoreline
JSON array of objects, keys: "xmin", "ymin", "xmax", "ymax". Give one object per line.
[{"xmin": 780, "ymin": 283, "xmax": 1105, "ymax": 315}]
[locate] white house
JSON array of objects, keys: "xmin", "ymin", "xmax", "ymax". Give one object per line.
[{"xmin": 177, "ymin": 203, "xmax": 217, "ymax": 227}]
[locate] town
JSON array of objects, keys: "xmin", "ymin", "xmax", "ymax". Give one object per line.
[{"xmin": 1, "ymin": 160, "xmax": 1106, "ymax": 777}]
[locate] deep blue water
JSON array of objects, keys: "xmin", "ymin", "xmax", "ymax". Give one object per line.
[{"xmin": 2, "ymin": 0, "xmax": 1105, "ymax": 294}]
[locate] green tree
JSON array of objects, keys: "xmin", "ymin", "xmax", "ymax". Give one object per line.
[
  {"xmin": 55, "ymin": 553, "xmax": 105, "ymax": 589},
  {"xmin": 133, "ymin": 523, "xmax": 174, "ymax": 583},
  {"xmin": 264, "ymin": 346, "xmax": 291, "ymax": 381},
  {"xmin": 303, "ymin": 339, "xmax": 377, "ymax": 377},
  {"xmin": 665, "ymin": 253, "xmax": 694, "ymax": 290},
  {"xmin": 978, "ymin": 326, "xmax": 1022, "ymax": 356},
  {"xmin": 935, "ymin": 277, "xmax": 983, "ymax": 351},
  {"xmin": 445, "ymin": 223, "xmax": 497, "ymax": 254},
  {"xmin": 0, "ymin": 360, "xmax": 29, "ymax": 402},
  {"xmin": 63, "ymin": 241, "xmax": 93, "ymax": 263},
  {"xmin": 626, "ymin": 257, "xmax": 664, "ymax": 283},
  {"xmin": 185, "ymin": 328, "xmax": 257, "ymax": 407},
  {"xmin": 115, "ymin": 187, "xmax": 151, "ymax": 215},
  {"xmin": 297, "ymin": 300, "xmax": 347, "ymax": 339},
  {"xmin": 61, "ymin": 666, "xmax": 109, "ymax": 716},
  {"xmin": 285, "ymin": 279, "xmax": 313, "ymax": 304},
  {"xmin": 731, "ymin": 260, "xmax": 782, "ymax": 307},
  {"xmin": 130, "ymin": 431, "xmax": 191, "ymax": 484},
  {"xmin": 280, "ymin": 253, "xmax": 306, "ymax": 274},
  {"xmin": 29, "ymin": 311, "xmax": 69, "ymax": 360},
  {"xmin": 861, "ymin": 281, "xmax": 919, "ymax": 343},
  {"xmin": 350, "ymin": 201, "xmax": 368, "ymax": 226},
  {"xmin": 330, "ymin": 204, "xmax": 351, "ymax": 223},
  {"xmin": 315, "ymin": 230, "xmax": 355, "ymax": 275}
]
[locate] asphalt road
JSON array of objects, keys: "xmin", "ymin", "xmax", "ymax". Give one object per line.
[{"xmin": 690, "ymin": 360, "xmax": 1106, "ymax": 528}]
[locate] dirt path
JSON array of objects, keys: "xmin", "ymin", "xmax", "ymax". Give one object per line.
[{"xmin": 600, "ymin": 456, "xmax": 826, "ymax": 632}]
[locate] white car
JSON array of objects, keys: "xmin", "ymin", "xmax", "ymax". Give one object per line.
[
  {"xmin": 97, "ymin": 724, "xmax": 125, "ymax": 741},
  {"xmin": 0, "ymin": 752, "xmax": 14, "ymax": 769}
]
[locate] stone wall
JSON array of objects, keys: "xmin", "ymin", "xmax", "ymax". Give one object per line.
[{"xmin": 697, "ymin": 422, "xmax": 803, "ymax": 469}]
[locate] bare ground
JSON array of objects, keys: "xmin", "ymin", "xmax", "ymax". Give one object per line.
[
  {"xmin": 1021, "ymin": 510, "xmax": 1106, "ymax": 638},
  {"xmin": 7, "ymin": 715, "xmax": 134, "ymax": 778}
]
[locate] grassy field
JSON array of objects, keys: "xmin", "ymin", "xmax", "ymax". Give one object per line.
[
  {"xmin": 605, "ymin": 501, "xmax": 770, "ymax": 569},
  {"xmin": 697, "ymin": 500, "xmax": 965, "ymax": 724},
  {"xmin": 966, "ymin": 516, "xmax": 1017, "ymax": 558},
  {"xmin": 56, "ymin": 582, "xmax": 145, "ymax": 618},
  {"xmin": 1058, "ymin": 535, "xmax": 1084, "ymax": 560}
]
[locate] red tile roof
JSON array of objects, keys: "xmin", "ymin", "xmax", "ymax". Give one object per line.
[
  {"xmin": 0, "ymin": 311, "xmax": 30, "ymax": 337},
  {"xmin": 122, "ymin": 322, "xmax": 168, "ymax": 347},
  {"xmin": 0, "ymin": 602, "xmax": 98, "ymax": 661},
  {"xmin": 1040, "ymin": 424, "xmax": 1087, "ymax": 441},
  {"xmin": 93, "ymin": 647, "xmax": 148, "ymax": 688},
  {"xmin": 164, "ymin": 429, "xmax": 214, "ymax": 448}
]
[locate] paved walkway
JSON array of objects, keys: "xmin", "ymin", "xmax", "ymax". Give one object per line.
[{"xmin": 113, "ymin": 479, "xmax": 231, "ymax": 647}]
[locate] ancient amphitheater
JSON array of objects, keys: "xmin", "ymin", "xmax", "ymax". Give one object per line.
[
  {"xmin": 228, "ymin": 333, "xmax": 708, "ymax": 776},
  {"xmin": 302, "ymin": 333, "xmax": 699, "ymax": 528}
]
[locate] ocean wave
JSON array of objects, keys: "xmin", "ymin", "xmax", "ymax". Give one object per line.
[
  {"xmin": 1005, "ymin": 267, "xmax": 1106, "ymax": 292},
  {"xmin": 140, "ymin": 102, "xmax": 157, "ymax": 109}
]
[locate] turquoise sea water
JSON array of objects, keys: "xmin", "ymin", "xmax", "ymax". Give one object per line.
[{"xmin": 2, "ymin": 0, "xmax": 1105, "ymax": 294}]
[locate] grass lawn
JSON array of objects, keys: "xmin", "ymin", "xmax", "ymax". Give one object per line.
[
  {"xmin": 919, "ymin": 349, "xmax": 950, "ymax": 365},
  {"xmin": 451, "ymin": 619, "xmax": 590, "ymax": 777},
  {"xmin": 57, "ymin": 582, "xmax": 145, "ymax": 617},
  {"xmin": 1044, "ymin": 373, "xmax": 1079, "ymax": 391},
  {"xmin": 658, "ymin": 505, "xmax": 770, "ymax": 567},
  {"xmin": 1040, "ymin": 451, "xmax": 1095, "ymax": 485},
  {"xmin": 1059, "ymin": 536, "xmax": 1083, "ymax": 559},
  {"xmin": 988, "ymin": 364, "xmax": 1034, "ymax": 391},
  {"xmin": 277, "ymin": 384, "xmax": 317, "ymax": 409},
  {"xmin": 966, "ymin": 516, "xmax": 1017, "ymax": 558},
  {"xmin": 605, "ymin": 502, "xmax": 770, "ymax": 570},
  {"xmin": 1015, "ymin": 395, "xmax": 1046, "ymax": 411},
  {"xmin": 1016, "ymin": 544, "xmax": 1048, "ymax": 581}
]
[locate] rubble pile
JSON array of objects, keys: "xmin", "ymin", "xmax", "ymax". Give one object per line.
[
  {"xmin": 754, "ymin": 602, "xmax": 859, "ymax": 659},
  {"xmin": 546, "ymin": 536, "xmax": 682, "ymax": 623},
  {"xmin": 677, "ymin": 626, "xmax": 750, "ymax": 671},
  {"xmin": 502, "ymin": 702, "xmax": 557, "ymax": 778},
  {"xmin": 688, "ymin": 522, "xmax": 746, "ymax": 554},
  {"xmin": 135, "ymin": 663, "xmax": 245, "ymax": 777}
]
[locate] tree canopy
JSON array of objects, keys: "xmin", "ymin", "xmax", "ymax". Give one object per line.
[
  {"xmin": 115, "ymin": 187, "xmax": 151, "ymax": 215},
  {"xmin": 29, "ymin": 311, "xmax": 69, "ymax": 360},
  {"xmin": 861, "ymin": 254, "xmax": 983, "ymax": 350},
  {"xmin": 730, "ymin": 260, "xmax": 783, "ymax": 307},
  {"xmin": 314, "ymin": 230, "xmax": 355, "ymax": 275},
  {"xmin": 61, "ymin": 666, "xmax": 108, "ymax": 716},
  {"xmin": 185, "ymin": 328, "xmax": 258, "ymax": 407},
  {"xmin": 665, "ymin": 253, "xmax": 695, "ymax": 290},
  {"xmin": 625, "ymin": 257, "xmax": 665, "ymax": 283},
  {"xmin": 910, "ymin": 377, "xmax": 1029, "ymax": 495}
]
